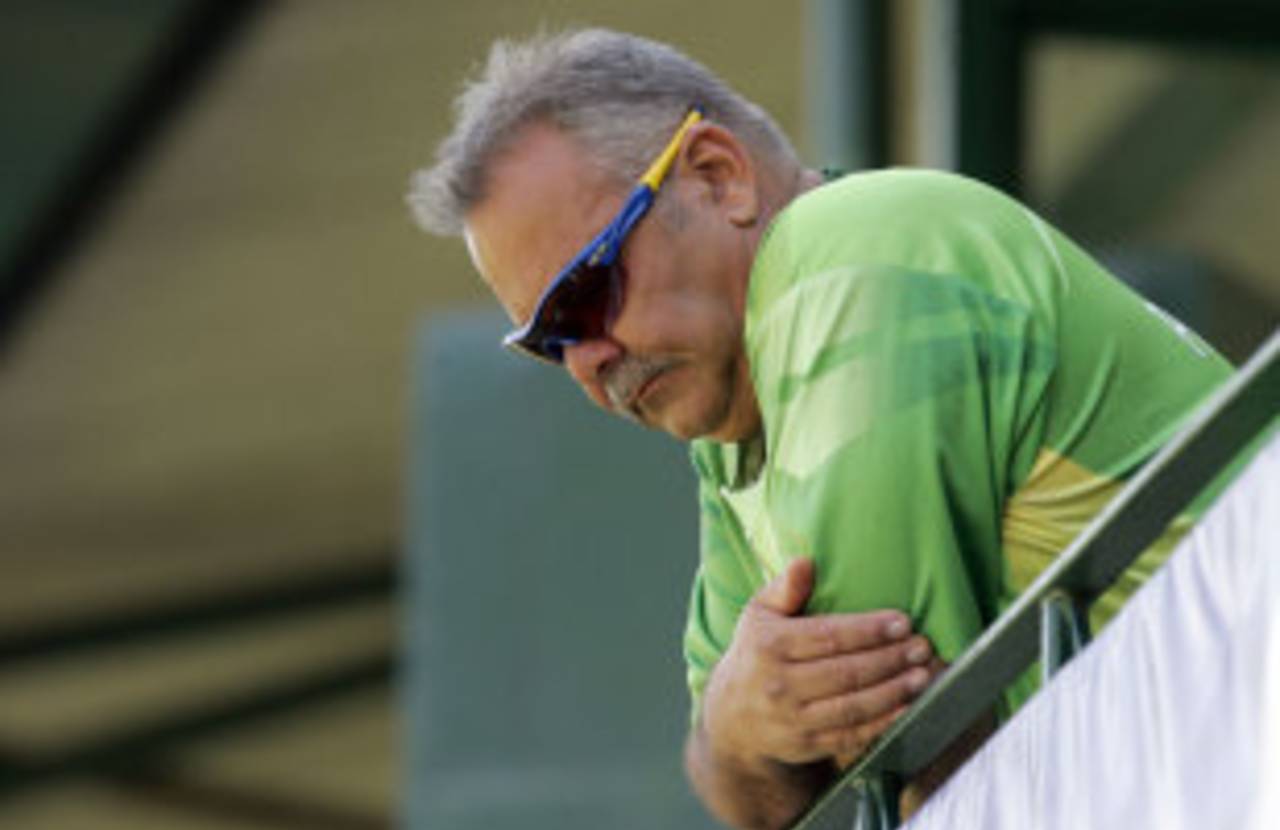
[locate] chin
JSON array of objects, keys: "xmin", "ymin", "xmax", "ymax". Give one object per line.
[
  {"xmin": 657, "ymin": 419, "xmax": 704, "ymax": 442},
  {"xmin": 648, "ymin": 397, "xmax": 728, "ymax": 442},
  {"xmin": 635, "ymin": 361, "xmax": 742, "ymax": 442}
]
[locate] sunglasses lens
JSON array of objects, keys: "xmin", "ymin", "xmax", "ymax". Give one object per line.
[{"xmin": 528, "ymin": 263, "xmax": 621, "ymax": 359}]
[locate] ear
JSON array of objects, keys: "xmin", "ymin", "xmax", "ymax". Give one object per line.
[{"xmin": 678, "ymin": 122, "xmax": 761, "ymax": 227}]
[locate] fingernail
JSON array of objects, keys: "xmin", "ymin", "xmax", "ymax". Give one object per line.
[
  {"xmin": 907, "ymin": 642, "xmax": 930, "ymax": 665},
  {"xmin": 885, "ymin": 618, "xmax": 910, "ymax": 639},
  {"xmin": 907, "ymin": 668, "xmax": 930, "ymax": 693}
]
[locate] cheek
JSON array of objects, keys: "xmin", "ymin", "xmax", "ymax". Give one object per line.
[{"xmin": 618, "ymin": 226, "xmax": 742, "ymax": 353}]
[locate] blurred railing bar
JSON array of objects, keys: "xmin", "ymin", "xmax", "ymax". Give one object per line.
[
  {"xmin": 0, "ymin": 650, "xmax": 392, "ymax": 799},
  {"xmin": 791, "ymin": 329, "xmax": 1279, "ymax": 829},
  {"xmin": 0, "ymin": 0, "xmax": 269, "ymax": 357},
  {"xmin": 0, "ymin": 552, "xmax": 393, "ymax": 667}
]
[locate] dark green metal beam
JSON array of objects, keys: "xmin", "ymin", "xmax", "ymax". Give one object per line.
[
  {"xmin": 1023, "ymin": 0, "xmax": 1280, "ymax": 50},
  {"xmin": 944, "ymin": 0, "xmax": 1279, "ymax": 196},
  {"xmin": 954, "ymin": 0, "xmax": 1026, "ymax": 195}
]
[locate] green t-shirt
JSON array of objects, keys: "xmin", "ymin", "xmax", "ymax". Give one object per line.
[{"xmin": 683, "ymin": 169, "xmax": 1232, "ymax": 719}]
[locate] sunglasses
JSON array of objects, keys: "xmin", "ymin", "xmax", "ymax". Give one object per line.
[{"xmin": 502, "ymin": 107, "xmax": 705, "ymax": 363}]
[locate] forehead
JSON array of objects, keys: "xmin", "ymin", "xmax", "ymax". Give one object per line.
[{"xmin": 463, "ymin": 125, "xmax": 623, "ymax": 322}]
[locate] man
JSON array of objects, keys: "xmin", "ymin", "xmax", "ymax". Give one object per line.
[{"xmin": 409, "ymin": 29, "xmax": 1231, "ymax": 829}]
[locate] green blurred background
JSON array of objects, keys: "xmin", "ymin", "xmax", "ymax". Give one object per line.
[{"xmin": 0, "ymin": 1, "xmax": 1275, "ymax": 828}]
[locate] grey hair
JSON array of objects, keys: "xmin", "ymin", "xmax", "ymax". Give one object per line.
[{"xmin": 408, "ymin": 28, "xmax": 799, "ymax": 236}]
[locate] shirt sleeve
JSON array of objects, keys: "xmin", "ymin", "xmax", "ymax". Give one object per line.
[
  {"xmin": 747, "ymin": 263, "xmax": 1056, "ymax": 663},
  {"xmin": 681, "ymin": 475, "xmax": 761, "ymax": 723}
]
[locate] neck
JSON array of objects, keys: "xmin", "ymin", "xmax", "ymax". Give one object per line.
[
  {"xmin": 716, "ymin": 164, "xmax": 819, "ymax": 447},
  {"xmin": 796, "ymin": 166, "xmax": 825, "ymax": 194},
  {"xmin": 755, "ymin": 164, "xmax": 822, "ymax": 234}
]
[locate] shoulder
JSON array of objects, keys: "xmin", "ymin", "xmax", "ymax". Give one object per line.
[
  {"xmin": 748, "ymin": 168, "xmax": 1059, "ymax": 326},
  {"xmin": 752, "ymin": 169, "xmax": 1015, "ymax": 296},
  {"xmin": 782, "ymin": 168, "xmax": 1017, "ymax": 237}
]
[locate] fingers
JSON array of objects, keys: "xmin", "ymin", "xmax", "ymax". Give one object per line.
[
  {"xmin": 705, "ymin": 563, "xmax": 944, "ymax": 770},
  {"xmin": 798, "ymin": 666, "xmax": 931, "ymax": 732},
  {"xmin": 756, "ymin": 609, "xmax": 913, "ymax": 662},
  {"xmin": 786, "ymin": 635, "xmax": 934, "ymax": 702},
  {"xmin": 748, "ymin": 560, "xmax": 912, "ymax": 662},
  {"xmin": 816, "ymin": 704, "xmax": 908, "ymax": 764},
  {"xmin": 753, "ymin": 557, "xmax": 815, "ymax": 616}
]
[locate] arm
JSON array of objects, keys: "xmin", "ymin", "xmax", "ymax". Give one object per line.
[
  {"xmin": 685, "ymin": 558, "xmax": 936, "ymax": 830},
  {"xmin": 699, "ymin": 264, "xmax": 1052, "ymax": 820},
  {"xmin": 684, "ymin": 713, "xmax": 831, "ymax": 830}
]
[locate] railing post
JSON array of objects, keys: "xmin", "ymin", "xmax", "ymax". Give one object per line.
[
  {"xmin": 1039, "ymin": 589, "xmax": 1091, "ymax": 681},
  {"xmin": 850, "ymin": 773, "xmax": 901, "ymax": 830}
]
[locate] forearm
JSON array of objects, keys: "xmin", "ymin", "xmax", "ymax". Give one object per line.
[
  {"xmin": 684, "ymin": 715, "xmax": 833, "ymax": 830},
  {"xmin": 683, "ymin": 560, "xmax": 936, "ymax": 827}
]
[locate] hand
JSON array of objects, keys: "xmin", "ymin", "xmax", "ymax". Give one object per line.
[{"xmin": 702, "ymin": 558, "xmax": 937, "ymax": 769}]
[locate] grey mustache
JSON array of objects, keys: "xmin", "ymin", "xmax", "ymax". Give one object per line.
[{"xmin": 604, "ymin": 356, "xmax": 678, "ymax": 412}]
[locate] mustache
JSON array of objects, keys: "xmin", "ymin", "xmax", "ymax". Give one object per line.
[{"xmin": 603, "ymin": 356, "xmax": 680, "ymax": 416}]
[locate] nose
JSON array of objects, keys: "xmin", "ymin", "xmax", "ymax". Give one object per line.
[{"xmin": 562, "ymin": 338, "xmax": 623, "ymax": 410}]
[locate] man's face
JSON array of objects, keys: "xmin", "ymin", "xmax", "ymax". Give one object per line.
[{"xmin": 463, "ymin": 122, "xmax": 762, "ymax": 443}]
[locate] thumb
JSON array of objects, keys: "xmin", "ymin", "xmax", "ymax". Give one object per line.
[{"xmin": 755, "ymin": 557, "xmax": 815, "ymax": 617}]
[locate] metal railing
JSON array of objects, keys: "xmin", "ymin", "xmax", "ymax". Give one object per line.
[{"xmin": 791, "ymin": 329, "xmax": 1279, "ymax": 830}]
